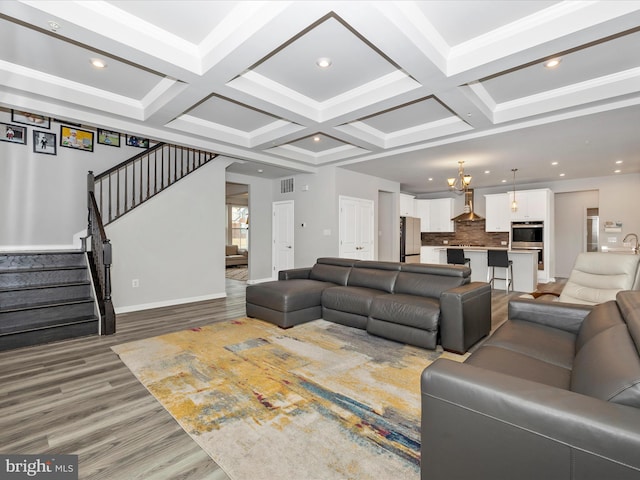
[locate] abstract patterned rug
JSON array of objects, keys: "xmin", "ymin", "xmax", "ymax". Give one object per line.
[{"xmin": 112, "ymin": 318, "xmax": 467, "ymax": 479}]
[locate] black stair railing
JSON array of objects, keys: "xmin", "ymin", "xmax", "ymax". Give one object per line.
[
  {"xmin": 93, "ymin": 142, "xmax": 218, "ymax": 225},
  {"xmin": 86, "ymin": 178, "xmax": 115, "ymax": 335}
]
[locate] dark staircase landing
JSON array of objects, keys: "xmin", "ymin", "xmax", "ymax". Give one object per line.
[{"xmin": 0, "ymin": 251, "xmax": 99, "ymax": 351}]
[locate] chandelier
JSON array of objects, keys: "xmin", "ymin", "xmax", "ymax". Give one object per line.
[{"xmin": 447, "ymin": 161, "xmax": 472, "ymax": 193}]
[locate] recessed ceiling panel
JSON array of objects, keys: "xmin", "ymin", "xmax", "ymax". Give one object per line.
[
  {"xmin": 108, "ymin": 1, "xmax": 237, "ymax": 44},
  {"xmin": 359, "ymin": 98, "xmax": 454, "ymax": 134},
  {"xmin": 252, "ymin": 16, "xmax": 399, "ymax": 102},
  {"xmin": 188, "ymin": 96, "xmax": 280, "ymax": 132},
  {"xmin": 0, "ymin": 18, "xmax": 161, "ymax": 99},
  {"xmin": 287, "ymin": 134, "xmax": 347, "ymax": 153},
  {"xmin": 417, "ymin": 1, "xmax": 559, "ymax": 47},
  {"xmin": 481, "ymin": 29, "xmax": 640, "ymax": 103}
]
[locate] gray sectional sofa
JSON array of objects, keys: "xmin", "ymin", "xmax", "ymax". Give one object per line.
[
  {"xmin": 246, "ymin": 257, "xmax": 492, "ymax": 353},
  {"xmin": 421, "ymin": 290, "xmax": 640, "ymax": 479}
]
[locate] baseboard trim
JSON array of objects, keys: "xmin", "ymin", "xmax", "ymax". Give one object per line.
[
  {"xmin": 247, "ymin": 277, "xmax": 274, "ymax": 285},
  {"xmin": 115, "ymin": 292, "xmax": 227, "ymax": 314}
]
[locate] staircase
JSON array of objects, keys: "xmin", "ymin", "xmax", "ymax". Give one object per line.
[
  {"xmin": 0, "ymin": 251, "xmax": 98, "ymax": 351},
  {"xmin": 0, "ymin": 142, "xmax": 219, "ymax": 351}
]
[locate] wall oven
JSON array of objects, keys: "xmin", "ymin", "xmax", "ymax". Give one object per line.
[{"xmin": 511, "ymin": 221, "xmax": 544, "ymax": 270}]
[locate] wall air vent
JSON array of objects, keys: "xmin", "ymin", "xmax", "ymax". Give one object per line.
[{"xmin": 281, "ymin": 178, "xmax": 294, "ymax": 194}]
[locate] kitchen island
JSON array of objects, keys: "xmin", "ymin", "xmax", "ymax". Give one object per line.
[{"xmin": 428, "ymin": 247, "xmax": 538, "ymax": 293}]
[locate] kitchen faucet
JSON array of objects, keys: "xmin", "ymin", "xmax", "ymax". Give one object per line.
[{"xmin": 623, "ymin": 233, "xmax": 639, "ymax": 254}]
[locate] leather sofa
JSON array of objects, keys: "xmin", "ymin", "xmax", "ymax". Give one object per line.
[
  {"xmin": 246, "ymin": 257, "xmax": 491, "ymax": 353},
  {"xmin": 420, "ymin": 290, "xmax": 640, "ymax": 479}
]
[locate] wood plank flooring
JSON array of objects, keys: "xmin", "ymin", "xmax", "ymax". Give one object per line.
[{"xmin": 0, "ymin": 278, "xmax": 523, "ymax": 479}]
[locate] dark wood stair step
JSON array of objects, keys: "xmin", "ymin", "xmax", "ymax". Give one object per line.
[
  {"xmin": 0, "ymin": 299, "xmax": 96, "ymax": 335},
  {"xmin": 0, "ymin": 283, "xmax": 93, "ymax": 309}
]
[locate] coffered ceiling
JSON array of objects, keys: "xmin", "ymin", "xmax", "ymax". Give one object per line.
[{"xmin": 1, "ymin": 1, "xmax": 639, "ymax": 193}]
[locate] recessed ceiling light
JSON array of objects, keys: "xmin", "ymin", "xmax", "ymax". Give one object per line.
[
  {"xmin": 313, "ymin": 136, "xmax": 320, "ymax": 142},
  {"xmin": 614, "ymin": 169, "xmax": 621, "ymax": 173},
  {"xmin": 257, "ymin": 169, "xmax": 264, "ymax": 173},
  {"xmin": 501, "ymin": 179, "xmax": 507, "ymax": 183},
  {"xmin": 545, "ymin": 57, "xmax": 562, "ymax": 69},
  {"xmin": 90, "ymin": 58, "xmax": 107, "ymax": 69},
  {"xmin": 316, "ymin": 57, "xmax": 332, "ymax": 68},
  {"xmin": 616, "ymin": 160, "xmax": 623, "ymax": 164},
  {"xmin": 428, "ymin": 178, "xmax": 433, "ymax": 181},
  {"xmin": 48, "ymin": 20, "xmax": 60, "ymax": 32},
  {"xmin": 551, "ymin": 161, "xmax": 558, "ymax": 166},
  {"xmin": 559, "ymin": 173, "xmax": 565, "ymax": 177},
  {"xmin": 484, "ymin": 170, "xmax": 490, "ymax": 174}
]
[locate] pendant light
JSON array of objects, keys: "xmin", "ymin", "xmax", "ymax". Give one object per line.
[{"xmin": 511, "ymin": 168, "xmax": 518, "ymax": 212}]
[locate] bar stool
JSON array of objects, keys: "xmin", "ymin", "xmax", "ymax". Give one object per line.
[
  {"xmin": 447, "ymin": 248, "xmax": 470, "ymax": 267},
  {"xmin": 487, "ymin": 249, "xmax": 513, "ymax": 293}
]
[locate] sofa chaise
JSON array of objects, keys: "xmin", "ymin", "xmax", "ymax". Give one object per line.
[
  {"xmin": 421, "ymin": 290, "xmax": 640, "ymax": 479},
  {"xmin": 246, "ymin": 257, "xmax": 492, "ymax": 353}
]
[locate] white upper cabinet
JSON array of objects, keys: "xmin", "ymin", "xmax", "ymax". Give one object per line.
[
  {"xmin": 429, "ymin": 198, "xmax": 455, "ymax": 232},
  {"xmin": 484, "ymin": 193, "xmax": 511, "ymax": 232},
  {"xmin": 399, "ymin": 193, "xmax": 415, "ymax": 217},
  {"xmin": 415, "ymin": 200, "xmax": 430, "ymax": 232},
  {"xmin": 416, "ymin": 198, "xmax": 454, "ymax": 232},
  {"xmin": 509, "ymin": 189, "xmax": 550, "ymax": 221}
]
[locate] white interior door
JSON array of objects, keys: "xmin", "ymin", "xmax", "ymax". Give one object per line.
[
  {"xmin": 272, "ymin": 200, "xmax": 294, "ymax": 279},
  {"xmin": 339, "ymin": 196, "xmax": 374, "ymax": 260}
]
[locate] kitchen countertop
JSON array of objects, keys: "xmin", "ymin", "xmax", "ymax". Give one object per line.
[{"xmin": 431, "ymin": 246, "xmax": 528, "ymax": 252}]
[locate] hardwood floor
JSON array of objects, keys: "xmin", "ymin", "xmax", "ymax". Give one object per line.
[{"xmin": 0, "ymin": 278, "xmax": 520, "ymax": 479}]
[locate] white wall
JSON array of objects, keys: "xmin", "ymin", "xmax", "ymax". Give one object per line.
[
  {"xmin": 108, "ymin": 158, "xmax": 231, "ymax": 313},
  {"xmin": 271, "ymin": 166, "xmax": 401, "ymax": 267},
  {"xmin": 0, "ymin": 109, "xmax": 158, "ymax": 249},
  {"xmin": 272, "ymin": 166, "xmax": 338, "ymax": 268}
]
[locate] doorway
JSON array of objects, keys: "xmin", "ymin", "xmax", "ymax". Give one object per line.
[
  {"xmin": 225, "ymin": 182, "xmax": 249, "ymax": 283},
  {"xmin": 339, "ymin": 195, "xmax": 374, "ymax": 260},
  {"xmin": 554, "ymin": 190, "xmax": 599, "ymax": 278}
]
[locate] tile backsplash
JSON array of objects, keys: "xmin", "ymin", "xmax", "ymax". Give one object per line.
[{"xmin": 421, "ymin": 220, "xmax": 509, "ymax": 247}]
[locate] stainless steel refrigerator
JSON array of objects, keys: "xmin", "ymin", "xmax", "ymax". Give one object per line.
[{"xmin": 400, "ymin": 216, "xmax": 421, "ymax": 263}]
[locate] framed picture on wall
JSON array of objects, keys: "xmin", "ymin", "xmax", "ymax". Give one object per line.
[
  {"xmin": 11, "ymin": 110, "xmax": 51, "ymax": 129},
  {"xmin": 0, "ymin": 122, "xmax": 27, "ymax": 144},
  {"xmin": 33, "ymin": 130, "xmax": 57, "ymax": 155},
  {"xmin": 60, "ymin": 125, "xmax": 94, "ymax": 152},
  {"xmin": 126, "ymin": 135, "xmax": 149, "ymax": 148},
  {"xmin": 98, "ymin": 128, "xmax": 121, "ymax": 147}
]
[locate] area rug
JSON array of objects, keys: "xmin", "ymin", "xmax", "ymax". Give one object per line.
[
  {"xmin": 225, "ymin": 266, "xmax": 248, "ymax": 281},
  {"xmin": 112, "ymin": 318, "xmax": 467, "ymax": 480}
]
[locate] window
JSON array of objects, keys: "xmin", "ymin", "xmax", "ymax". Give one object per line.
[{"xmin": 229, "ymin": 205, "xmax": 249, "ymax": 249}]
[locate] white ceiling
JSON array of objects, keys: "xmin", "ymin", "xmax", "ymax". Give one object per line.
[{"xmin": 1, "ymin": 1, "xmax": 639, "ymax": 194}]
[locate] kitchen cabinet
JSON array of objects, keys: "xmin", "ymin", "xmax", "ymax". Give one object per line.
[
  {"xmin": 509, "ymin": 189, "xmax": 550, "ymax": 221},
  {"xmin": 416, "ymin": 198, "xmax": 454, "ymax": 232},
  {"xmin": 484, "ymin": 193, "xmax": 511, "ymax": 232},
  {"xmin": 415, "ymin": 200, "xmax": 429, "ymax": 232},
  {"xmin": 428, "ymin": 198, "xmax": 455, "ymax": 232},
  {"xmin": 399, "ymin": 193, "xmax": 415, "ymax": 217},
  {"xmin": 415, "ymin": 198, "xmax": 455, "ymax": 232}
]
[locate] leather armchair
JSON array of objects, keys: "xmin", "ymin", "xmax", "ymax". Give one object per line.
[{"xmin": 530, "ymin": 252, "xmax": 640, "ymax": 305}]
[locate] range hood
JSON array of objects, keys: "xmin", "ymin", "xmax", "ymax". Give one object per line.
[{"xmin": 452, "ymin": 189, "xmax": 484, "ymax": 222}]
